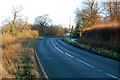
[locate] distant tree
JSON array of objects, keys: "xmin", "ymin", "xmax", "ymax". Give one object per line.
[
  {"xmin": 46, "ymin": 25, "xmax": 65, "ymax": 36},
  {"xmin": 34, "ymin": 14, "xmax": 52, "ymax": 34}
]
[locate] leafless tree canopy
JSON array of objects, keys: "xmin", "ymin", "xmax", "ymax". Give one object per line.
[
  {"xmin": 11, "ymin": 6, "xmax": 23, "ymax": 36},
  {"xmin": 75, "ymin": 0, "xmax": 102, "ymax": 29},
  {"xmin": 34, "ymin": 14, "xmax": 52, "ymax": 26},
  {"xmin": 75, "ymin": 0, "xmax": 119, "ymax": 29},
  {"xmin": 103, "ymin": 0, "xmax": 119, "ymax": 21}
]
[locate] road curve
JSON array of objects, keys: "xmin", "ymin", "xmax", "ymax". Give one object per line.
[{"xmin": 35, "ymin": 37, "xmax": 120, "ymax": 79}]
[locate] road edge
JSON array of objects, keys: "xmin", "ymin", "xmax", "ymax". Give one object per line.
[
  {"xmin": 34, "ymin": 38, "xmax": 49, "ymax": 80},
  {"xmin": 62, "ymin": 38, "xmax": 120, "ymax": 62}
]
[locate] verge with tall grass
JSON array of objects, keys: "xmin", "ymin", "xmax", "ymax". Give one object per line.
[{"xmin": 1, "ymin": 20, "xmax": 40, "ymax": 78}]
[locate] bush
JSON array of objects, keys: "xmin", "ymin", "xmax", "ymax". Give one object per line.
[
  {"xmin": 2, "ymin": 30, "xmax": 39, "ymax": 46},
  {"xmin": 16, "ymin": 30, "xmax": 33, "ymax": 39},
  {"xmin": 2, "ymin": 33, "xmax": 16, "ymax": 46},
  {"xmin": 16, "ymin": 30, "xmax": 39, "ymax": 39},
  {"xmin": 83, "ymin": 20, "xmax": 120, "ymax": 41},
  {"xmin": 77, "ymin": 37, "xmax": 120, "ymax": 53},
  {"xmin": 29, "ymin": 30, "xmax": 39, "ymax": 37}
]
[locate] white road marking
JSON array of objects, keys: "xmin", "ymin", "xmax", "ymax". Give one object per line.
[
  {"xmin": 50, "ymin": 39, "xmax": 120, "ymax": 79},
  {"xmin": 35, "ymin": 40, "xmax": 49, "ymax": 80},
  {"xmin": 106, "ymin": 73, "xmax": 120, "ymax": 80},
  {"xmin": 51, "ymin": 39, "xmax": 64, "ymax": 53},
  {"xmin": 65, "ymin": 52, "xmax": 74, "ymax": 58},
  {"xmin": 35, "ymin": 52, "xmax": 49, "ymax": 80},
  {"xmin": 75, "ymin": 58, "xmax": 95, "ymax": 68},
  {"xmin": 51, "ymin": 39, "xmax": 95, "ymax": 69},
  {"xmin": 97, "ymin": 69, "xmax": 102, "ymax": 72}
]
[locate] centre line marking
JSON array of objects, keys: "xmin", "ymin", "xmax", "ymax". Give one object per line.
[
  {"xmin": 75, "ymin": 58, "xmax": 95, "ymax": 68},
  {"xmin": 106, "ymin": 73, "xmax": 120, "ymax": 80},
  {"xmin": 50, "ymin": 39, "xmax": 95, "ymax": 69},
  {"xmin": 65, "ymin": 52, "xmax": 74, "ymax": 58},
  {"xmin": 51, "ymin": 39, "xmax": 64, "ymax": 53},
  {"xmin": 97, "ymin": 69, "xmax": 102, "ymax": 72},
  {"xmin": 50, "ymin": 39, "xmax": 119, "ymax": 79}
]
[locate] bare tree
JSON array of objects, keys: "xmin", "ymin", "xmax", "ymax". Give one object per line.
[
  {"xmin": 75, "ymin": 0, "xmax": 102, "ymax": 29},
  {"xmin": 103, "ymin": 0, "xmax": 119, "ymax": 20},
  {"xmin": 83, "ymin": 0, "xmax": 101, "ymax": 26},
  {"xmin": 113, "ymin": 0, "xmax": 119, "ymax": 20},
  {"xmin": 11, "ymin": 6, "xmax": 23, "ymax": 36},
  {"xmin": 118, "ymin": 1, "xmax": 120, "ymax": 21}
]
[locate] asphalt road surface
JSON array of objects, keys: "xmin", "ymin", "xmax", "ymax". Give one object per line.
[{"xmin": 35, "ymin": 37, "xmax": 120, "ymax": 79}]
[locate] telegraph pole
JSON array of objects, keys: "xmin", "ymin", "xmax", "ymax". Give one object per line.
[
  {"xmin": 69, "ymin": 16, "xmax": 72, "ymax": 39},
  {"xmin": 69, "ymin": 16, "xmax": 71, "ymax": 32}
]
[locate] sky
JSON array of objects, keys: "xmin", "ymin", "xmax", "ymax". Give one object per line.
[
  {"xmin": 0, "ymin": 0, "xmax": 84, "ymax": 28},
  {"xmin": 0, "ymin": 0, "xmax": 110, "ymax": 28}
]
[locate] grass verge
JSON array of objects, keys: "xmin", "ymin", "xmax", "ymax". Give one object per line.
[
  {"xmin": 62, "ymin": 38, "xmax": 120, "ymax": 62},
  {"xmin": 2, "ymin": 38, "xmax": 40, "ymax": 78}
]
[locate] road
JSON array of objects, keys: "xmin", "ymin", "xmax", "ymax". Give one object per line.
[{"xmin": 35, "ymin": 37, "xmax": 120, "ymax": 79}]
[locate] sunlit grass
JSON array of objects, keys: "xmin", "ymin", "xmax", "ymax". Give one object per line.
[
  {"xmin": 84, "ymin": 20, "xmax": 119, "ymax": 31},
  {"xmin": 2, "ymin": 35, "xmax": 40, "ymax": 78}
]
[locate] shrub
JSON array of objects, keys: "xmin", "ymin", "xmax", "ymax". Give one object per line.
[
  {"xmin": 16, "ymin": 30, "xmax": 33, "ymax": 39},
  {"xmin": 29, "ymin": 30, "xmax": 39, "ymax": 38},
  {"xmin": 83, "ymin": 20, "xmax": 120, "ymax": 41},
  {"xmin": 2, "ymin": 30, "xmax": 39, "ymax": 46},
  {"xmin": 2, "ymin": 33, "xmax": 16, "ymax": 46},
  {"xmin": 16, "ymin": 30, "xmax": 39, "ymax": 39}
]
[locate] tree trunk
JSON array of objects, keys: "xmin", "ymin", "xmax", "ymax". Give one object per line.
[
  {"xmin": 11, "ymin": 11, "xmax": 16, "ymax": 36},
  {"xmin": 113, "ymin": 1, "xmax": 118, "ymax": 20}
]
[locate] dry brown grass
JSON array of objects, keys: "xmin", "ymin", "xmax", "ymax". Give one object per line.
[
  {"xmin": 2, "ymin": 30, "xmax": 40, "ymax": 78},
  {"xmin": 2, "ymin": 33, "xmax": 16, "ymax": 46},
  {"xmin": 81, "ymin": 20, "xmax": 120, "ymax": 53},
  {"xmin": 84, "ymin": 20, "xmax": 119, "ymax": 31},
  {"xmin": 16, "ymin": 31, "xmax": 33, "ymax": 39},
  {"xmin": 3, "ymin": 43, "xmax": 22, "ymax": 59},
  {"xmin": 2, "ymin": 30, "xmax": 39, "ymax": 47},
  {"xmin": 83, "ymin": 20, "xmax": 120, "ymax": 41},
  {"xmin": 2, "ymin": 38, "xmax": 40, "ymax": 78},
  {"xmin": 1, "ymin": 62, "xmax": 15, "ymax": 78},
  {"xmin": 77, "ymin": 37, "xmax": 119, "ymax": 52},
  {"xmin": 2, "ymin": 41, "xmax": 23, "ymax": 78},
  {"xmin": 16, "ymin": 30, "xmax": 39, "ymax": 39}
]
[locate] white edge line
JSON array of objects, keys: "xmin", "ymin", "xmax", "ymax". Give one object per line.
[
  {"xmin": 35, "ymin": 40, "xmax": 49, "ymax": 80},
  {"xmin": 106, "ymin": 73, "xmax": 120, "ymax": 80}
]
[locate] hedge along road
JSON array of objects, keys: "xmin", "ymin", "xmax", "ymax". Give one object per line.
[{"xmin": 35, "ymin": 37, "xmax": 120, "ymax": 79}]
